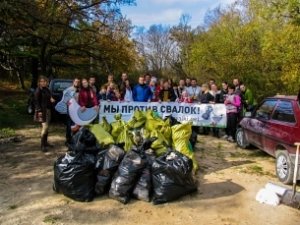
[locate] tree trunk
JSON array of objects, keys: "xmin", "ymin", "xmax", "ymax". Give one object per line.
[
  {"xmin": 31, "ymin": 57, "xmax": 39, "ymax": 89},
  {"xmin": 16, "ymin": 70, "xmax": 25, "ymax": 90}
]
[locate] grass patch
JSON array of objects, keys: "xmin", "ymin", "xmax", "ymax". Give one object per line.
[
  {"xmin": 230, "ymin": 150, "xmax": 270, "ymax": 159},
  {"xmin": 236, "ymin": 164, "xmax": 275, "ymax": 177},
  {"xmin": 247, "ymin": 165, "xmax": 264, "ymax": 174},
  {"xmin": 0, "ymin": 128, "xmax": 16, "ymax": 138},
  {"xmin": 43, "ymin": 215, "xmax": 61, "ymax": 224},
  {"xmin": 217, "ymin": 142, "xmax": 223, "ymax": 150},
  {"xmin": 248, "ymin": 150, "xmax": 269, "ymax": 158},
  {"xmin": 0, "ymin": 90, "xmax": 33, "ymax": 128},
  {"xmin": 230, "ymin": 152, "xmax": 249, "ymax": 158}
]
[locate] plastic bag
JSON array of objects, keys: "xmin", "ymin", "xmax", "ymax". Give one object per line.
[
  {"xmin": 95, "ymin": 145, "xmax": 125, "ymax": 195},
  {"xmin": 138, "ymin": 148, "xmax": 157, "ymax": 204},
  {"xmin": 132, "ymin": 166, "xmax": 152, "ymax": 202},
  {"xmin": 68, "ymin": 127, "xmax": 100, "ymax": 154},
  {"xmin": 165, "ymin": 115, "xmax": 180, "ymax": 126},
  {"xmin": 149, "ymin": 130, "xmax": 168, "ymax": 156},
  {"xmin": 53, "ymin": 152, "xmax": 97, "ymax": 202},
  {"xmin": 111, "ymin": 114, "xmax": 126, "ymax": 141},
  {"xmin": 128, "ymin": 110, "xmax": 146, "ymax": 129},
  {"xmin": 152, "ymin": 150, "xmax": 197, "ymax": 204},
  {"xmin": 116, "ymin": 124, "xmax": 134, "ymax": 152},
  {"xmin": 100, "ymin": 116, "xmax": 112, "ymax": 133},
  {"xmin": 171, "ymin": 123, "xmax": 198, "ymax": 171},
  {"xmin": 161, "ymin": 118, "xmax": 172, "ymax": 146},
  {"xmin": 109, "ymin": 139, "xmax": 156, "ymax": 204},
  {"xmin": 109, "ymin": 148, "xmax": 147, "ymax": 204},
  {"xmin": 144, "ymin": 110, "xmax": 165, "ymax": 131},
  {"xmin": 86, "ymin": 124, "xmax": 114, "ymax": 148}
]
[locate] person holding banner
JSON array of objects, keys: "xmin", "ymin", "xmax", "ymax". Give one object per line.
[
  {"xmin": 186, "ymin": 78, "xmax": 201, "ymax": 102},
  {"xmin": 173, "ymin": 79, "xmax": 186, "ymax": 100},
  {"xmin": 78, "ymin": 78, "xmax": 99, "ymax": 112},
  {"xmin": 159, "ymin": 80, "xmax": 176, "ymax": 102},
  {"xmin": 149, "ymin": 78, "xmax": 160, "ymax": 102},
  {"xmin": 218, "ymin": 81, "xmax": 229, "ymax": 103},
  {"xmin": 123, "ymin": 79, "xmax": 133, "ymax": 102},
  {"xmin": 118, "ymin": 72, "xmax": 128, "ymax": 99},
  {"xmin": 65, "ymin": 78, "xmax": 80, "ymax": 144},
  {"xmin": 185, "ymin": 77, "xmax": 191, "ymax": 87},
  {"xmin": 133, "ymin": 76, "xmax": 152, "ymax": 102},
  {"xmin": 200, "ymin": 83, "xmax": 215, "ymax": 135},
  {"xmin": 224, "ymin": 84, "xmax": 241, "ymax": 142}
]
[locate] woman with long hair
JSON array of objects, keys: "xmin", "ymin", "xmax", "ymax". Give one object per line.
[{"xmin": 34, "ymin": 76, "xmax": 55, "ymax": 152}]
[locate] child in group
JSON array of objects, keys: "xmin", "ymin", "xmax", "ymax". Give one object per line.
[
  {"xmin": 114, "ymin": 90, "xmax": 122, "ymax": 102},
  {"xmin": 99, "ymin": 85, "xmax": 107, "ymax": 100},
  {"xmin": 179, "ymin": 90, "xmax": 193, "ymax": 103},
  {"xmin": 149, "ymin": 78, "xmax": 159, "ymax": 102},
  {"xmin": 106, "ymin": 83, "xmax": 118, "ymax": 101}
]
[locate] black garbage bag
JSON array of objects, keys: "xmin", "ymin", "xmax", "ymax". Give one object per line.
[
  {"xmin": 53, "ymin": 153, "xmax": 75, "ymax": 193},
  {"xmin": 53, "ymin": 152, "xmax": 97, "ymax": 202},
  {"xmin": 95, "ymin": 144, "xmax": 125, "ymax": 195},
  {"xmin": 165, "ymin": 115, "xmax": 180, "ymax": 126},
  {"xmin": 109, "ymin": 138, "xmax": 156, "ymax": 204},
  {"xmin": 189, "ymin": 128, "xmax": 198, "ymax": 149},
  {"xmin": 132, "ymin": 166, "xmax": 152, "ymax": 202},
  {"xmin": 109, "ymin": 149, "xmax": 147, "ymax": 204},
  {"xmin": 152, "ymin": 150, "xmax": 197, "ymax": 205},
  {"xmin": 132, "ymin": 149, "xmax": 156, "ymax": 202},
  {"xmin": 68, "ymin": 127, "xmax": 100, "ymax": 154}
]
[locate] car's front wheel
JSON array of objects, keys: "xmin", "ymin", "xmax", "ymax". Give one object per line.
[
  {"xmin": 276, "ymin": 150, "xmax": 294, "ymax": 185},
  {"xmin": 236, "ymin": 128, "xmax": 249, "ymax": 149}
]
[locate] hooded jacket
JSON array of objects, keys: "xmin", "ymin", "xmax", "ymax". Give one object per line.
[{"xmin": 132, "ymin": 83, "xmax": 152, "ymax": 102}]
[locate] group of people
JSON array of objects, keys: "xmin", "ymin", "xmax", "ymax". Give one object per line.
[{"xmin": 34, "ymin": 73, "xmax": 256, "ymax": 152}]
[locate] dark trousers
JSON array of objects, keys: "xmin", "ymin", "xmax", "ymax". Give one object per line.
[
  {"xmin": 202, "ymin": 127, "xmax": 210, "ymax": 135},
  {"xmin": 212, "ymin": 127, "xmax": 219, "ymax": 138},
  {"xmin": 66, "ymin": 114, "xmax": 74, "ymax": 143},
  {"xmin": 226, "ymin": 113, "xmax": 238, "ymax": 139}
]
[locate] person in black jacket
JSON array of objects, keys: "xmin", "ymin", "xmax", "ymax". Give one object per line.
[
  {"xmin": 200, "ymin": 83, "xmax": 214, "ymax": 135},
  {"xmin": 218, "ymin": 81, "xmax": 229, "ymax": 103},
  {"xmin": 34, "ymin": 76, "xmax": 55, "ymax": 152},
  {"xmin": 159, "ymin": 80, "xmax": 176, "ymax": 102},
  {"xmin": 200, "ymin": 83, "xmax": 214, "ymax": 103}
]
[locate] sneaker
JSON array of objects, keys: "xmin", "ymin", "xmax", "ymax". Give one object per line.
[
  {"xmin": 222, "ymin": 135, "xmax": 228, "ymax": 139},
  {"xmin": 227, "ymin": 136, "xmax": 235, "ymax": 142}
]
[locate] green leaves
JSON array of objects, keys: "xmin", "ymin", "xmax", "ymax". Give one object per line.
[{"xmin": 181, "ymin": 0, "xmax": 300, "ymax": 98}]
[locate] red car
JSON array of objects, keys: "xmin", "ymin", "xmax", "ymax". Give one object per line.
[{"xmin": 236, "ymin": 95, "xmax": 300, "ymax": 184}]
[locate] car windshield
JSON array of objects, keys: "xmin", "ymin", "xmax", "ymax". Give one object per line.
[{"xmin": 52, "ymin": 81, "xmax": 72, "ymax": 93}]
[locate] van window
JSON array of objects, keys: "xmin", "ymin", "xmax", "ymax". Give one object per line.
[
  {"xmin": 255, "ymin": 100, "xmax": 277, "ymax": 120},
  {"xmin": 272, "ymin": 101, "xmax": 296, "ymax": 123},
  {"xmin": 52, "ymin": 81, "xmax": 72, "ymax": 93}
]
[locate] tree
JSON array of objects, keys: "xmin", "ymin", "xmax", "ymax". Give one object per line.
[
  {"xmin": 0, "ymin": 0, "xmax": 137, "ymax": 88},
  {"xmin": 169, "ymin": 14, "xmax": 194, "ymax": 77},
  {"xmin": 134, "ymin": 24, "xmax": 178, "ymax": 77}
]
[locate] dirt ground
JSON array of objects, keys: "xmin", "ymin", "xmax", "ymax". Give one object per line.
[{"xmin": 0, "ymin": 125, "xmax": 299, "ymax": 225}]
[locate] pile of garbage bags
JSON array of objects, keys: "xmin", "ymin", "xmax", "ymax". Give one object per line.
[{"xmin": 53, "ymin": 110, "xmax": 198, "ymax": 204}]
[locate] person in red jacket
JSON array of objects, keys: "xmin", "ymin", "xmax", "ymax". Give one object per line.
[{"xmin": 78, "ymin": 78, "xmax": 99, "ymax": 112}]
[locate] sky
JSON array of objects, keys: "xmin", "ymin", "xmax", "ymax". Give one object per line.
[{"xmin": 121, "ymin": 0, "xmax": 236, "ymax": 29}]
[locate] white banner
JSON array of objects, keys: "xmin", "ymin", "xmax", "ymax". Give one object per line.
[{"xmin": 99, "ymin": 101, "xmax": 227, "ymax": 128}]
